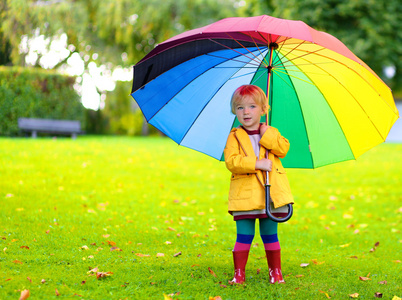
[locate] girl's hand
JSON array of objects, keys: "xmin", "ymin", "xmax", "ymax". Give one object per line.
[
  {"xmin": 260, "ymin": 123, "xmax": 269, "ymax": 136},
  {"xmin": 255, "ymin": 158, "xmax": 272, "ymax": 172}
]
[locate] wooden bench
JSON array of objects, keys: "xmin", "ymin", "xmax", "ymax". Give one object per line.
[{"xmin": 18, "ymin": 118, "xmax": 82, "ymax": 139}]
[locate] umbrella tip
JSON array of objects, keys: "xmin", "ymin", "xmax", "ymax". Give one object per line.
[{"xmin": 269, "ymin": 42, "xmax": 279, "ymax": 50}]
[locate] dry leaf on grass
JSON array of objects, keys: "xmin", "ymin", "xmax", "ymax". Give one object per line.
[
  {"xmin": 319, "ymin": 290, "xmax": 331, "ymax": 299},
  {"xmin": 208, "ymin": 267, "xmax": 217, "ymax": 277},
  {"xmin": 13, "ymin": 260, "xmax": 23, "ymax": 264},
  {"xmin": 370, "ymin": 241, "xmax": 380, "ymax": 252},
  {"xmin": 55, "ymin": 289, "xmax": 60, "ymax": 296},
  {"xmin": 96, "ymin": 271, "xmax": 113, "ymax": 279},
  {"xmin": 359, "ymin": 276, "xmax": 371, "ymax": 281},
  {"xmin": 374, "ymin": 292, "xmax": 383, "ymax": 298},
  {"xmin": 173, "ymin": 252, "xmax": 182, "ymax": 257},
  {"xmin": 110, "ymin": 247, "xmax": 122, "ymax": 252},
  {"xmin": 19, "ymin": 289, "xmax": 30, "ymax": 300},
  {"xmin": 349, "ymin": 293, "xmax": 359, "ymax": 298},
  {"xmin": 300, "ymin": 263, "xmax": 309, "ymax": 268},
  {"xmin": 134, "ymin": 253, "xmax": 150, "ymax": 257}
]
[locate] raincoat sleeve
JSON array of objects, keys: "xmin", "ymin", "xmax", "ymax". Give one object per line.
[
  {"xmin": 260, "ymin": 127, "xmax": 290, "ymax": 159},
  {"xmin": 224, "ymin": 131, "xmax": 257, "ymax": 174}
]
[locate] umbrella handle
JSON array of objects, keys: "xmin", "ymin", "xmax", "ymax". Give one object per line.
[{"xmin": 265, "ymin": 184, "xmax": 293, "ymax": 223}]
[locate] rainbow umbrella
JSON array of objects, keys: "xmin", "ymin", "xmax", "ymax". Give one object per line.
[{"xmin": 131, "ymin": 15, "xmax": 399, "ymax": 169}]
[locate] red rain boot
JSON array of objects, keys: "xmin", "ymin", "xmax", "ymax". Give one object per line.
[
  {"xmin": 266, "ymin": 250, "xmax": 285, "ymax": 284},
  {"xmin": 229, "ymin": 250, "xmax": 249, "ymax": 284}
]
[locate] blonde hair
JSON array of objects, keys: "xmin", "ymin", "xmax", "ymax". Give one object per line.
[{"xmin": 231, "ymin": 85, "xmax": 269, "ymax": 114}]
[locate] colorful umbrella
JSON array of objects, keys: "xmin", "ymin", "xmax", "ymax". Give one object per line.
[{"xmin": 131, "ymin": 15, "xmax": 398, "ymax": 170}]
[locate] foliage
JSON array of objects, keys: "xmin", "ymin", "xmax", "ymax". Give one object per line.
[
  {"xmin": 0, "ymin": 136, "xmax": 401, "ymax": 299},
  {"xmin": 103, "ymin": 80, "xmax": 159, "ymax": 135},
  {"xmin": 0, "ymin": 66, "xmax": 84, "ymax": 136}
]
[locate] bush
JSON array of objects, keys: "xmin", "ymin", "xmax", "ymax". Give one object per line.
[{"xmin": 0, "ymin": 66, "xmax": 85, "ymax": 136}]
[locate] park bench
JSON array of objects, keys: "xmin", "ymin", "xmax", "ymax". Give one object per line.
[{"xmin": 18, "ymin": 118, "xmax": 82, "ymax": 139}]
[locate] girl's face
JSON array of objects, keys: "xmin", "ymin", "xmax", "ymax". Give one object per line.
[{"xmin": 235, "ymin": 96, "xmax": 264, "ymax": 131}]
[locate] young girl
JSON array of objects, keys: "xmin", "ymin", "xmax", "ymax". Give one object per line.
[{"xmin": 224, "ymin": 85, "xmax": 294, "ymax": 284}]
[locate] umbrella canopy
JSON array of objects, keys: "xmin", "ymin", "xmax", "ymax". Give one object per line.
[{"xmin": 131, "ymin": 15, "xmax": 399, "ymax": 168}]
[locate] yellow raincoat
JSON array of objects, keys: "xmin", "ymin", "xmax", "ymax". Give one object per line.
[{"xmin": 224, "ymin": 126, "xmax": 294, "ymax": 212}]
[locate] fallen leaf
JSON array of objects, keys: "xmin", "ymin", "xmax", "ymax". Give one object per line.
[
  {"xmin": 110, "ymin": 247, "xmax": 122, "ymax": 252},
  {"xmin": 27, "ymin": 277, "xmax": 32, "ymax": 283},
  {"xmin": 165, "ymin": 241, "xmax": 172, "ymax": 245},
  {"xmin": 256, "ymin": 268, "xmax": 261, "ymax": 274},
  {"xmin": 208, "ymin": 267, "xmax": 217, "ymax": 277},
  {"xmin": 340, "ymin": 243, "xmax": 351, "ymax": 248},
  {"xmin": 370, "ymin": 242, "xmax": 380, "ymax": 252},
  {"xmin": 3, "ymin": 247, "xmax": 7, "ymax": 253},
  {"xmin": 379, "ymin": 280, "xmax": 387, "ymax": 285},
  {"xmin": 55, "ymin": 288, "xmax": 60, "ymax": 296},
  {"xmin": 102, "ymin": 234, "xmax": 110, "ymax": 238},
  {"xmin": 300, "ymin": 263, "xmax": 309, "ymax": 268},
  {"xmin": 295, "ymin": 275, "xmax": 304, "ymax": 278},
  {"xmin": 156, "ymin": 253, "xmax": 165, "ymax": 257},
  {"xmin": 5, "ymin": 278, "xmax": 12, "ymax": 281},
  {"xmin": 312, "ymin": 259, "xmax": 325, "ymax": 265},
  {"xmin": 19, "ymin": 289, "xmax": 30, "ymax": 300},
  {"xmin": 359, "ymin": 276, "xmax": 371, "ymax": 281},
  {"xmin": 209, "ymin": 297, "xmax": 222, "ymax": 300},
  {"xmin": 167, "ymin": 227, "xmax": 176, "ymax": 231},
  {"xmin": 13, "ymin": 260, "xmax": 23, "ymax": 264},
  {"xmin": 107, "ymin": 241, "xmax": 116, "ymax": 247},
  {"xmin": 134, "ymin": 253, "xmax": 150, "ymax": 257},
  {"xmin": 87, "ymin": 267, "xmax": 99, "ymax": 274},
  {"xmin": 173, "ymin": 252, "xmax": 182, "ymax": 257},
  {"xmin": 319, "ymin": 290, "xmax": 331, "ymax": 299},
  {"xmin": 349, "ymin": 293, "xmax": 359, "ymax": 298},
  {"xmin": 392, "ymin": 296, "xmax": 402, "ymax": 300},
  {"xmin": 81, "ymin": 245, "xmax": 89, "ymax": 250},
  {"xmin": 96, "ymin": 271, "xmax": 113, "ymax": 279},
  {"xmin": 41, "ymin": 279, "xmax": 46, "ymax": 284},
  {"xmin": 20, "ymin": 246, "xmax": 29, "ymax": 250},
  {"xmin": 374, "ymin": 292, "xmax": 383, "ymax": 298},
  {"xmin": 163, "ymin": 294, "xmax": 173, "ymax": 300}
]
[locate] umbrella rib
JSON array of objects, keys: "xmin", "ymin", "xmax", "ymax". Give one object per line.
[
  {"xmin": 284, "ymin": 48, "xmax": 397, "ymax": 123},
  {"xmin": 273, "ymin": 68, "xmax": 316, "ymax": 86},
  {"xmin": 278, "ymin": 40, "xmax": 307, "ymax": 63},
  {"xmin": 221, "ymin": 35, "xmax": 267, "ymax": 66},
  {"xmin": 275, "ymin": 47, "xmax": 327, "ymax": 67},
  {"xmin": 300, "ymin": 56, "xmax": 390, "ymax": 142},
  {"xmin": 205, "ymin": 53, "xmax": 263, "ymax": 68}
]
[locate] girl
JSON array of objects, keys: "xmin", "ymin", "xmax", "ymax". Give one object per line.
[{"xmin": 224, "ymin": 84, "xmax": 294, "ymax": 284}]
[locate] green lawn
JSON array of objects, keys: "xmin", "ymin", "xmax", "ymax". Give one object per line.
[{"xmin": 0, "ymin": 136, "xmax": 401, "ymax": 299}]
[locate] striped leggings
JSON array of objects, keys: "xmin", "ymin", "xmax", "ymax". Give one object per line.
[{"xmin": 234, "ymin": 218, "xmax": 280, "ymax": 251}]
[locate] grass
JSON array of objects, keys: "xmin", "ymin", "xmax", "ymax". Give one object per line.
[{"xmin": 0, "ymin": 136, "xmax": 401, "ymax": 300}]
